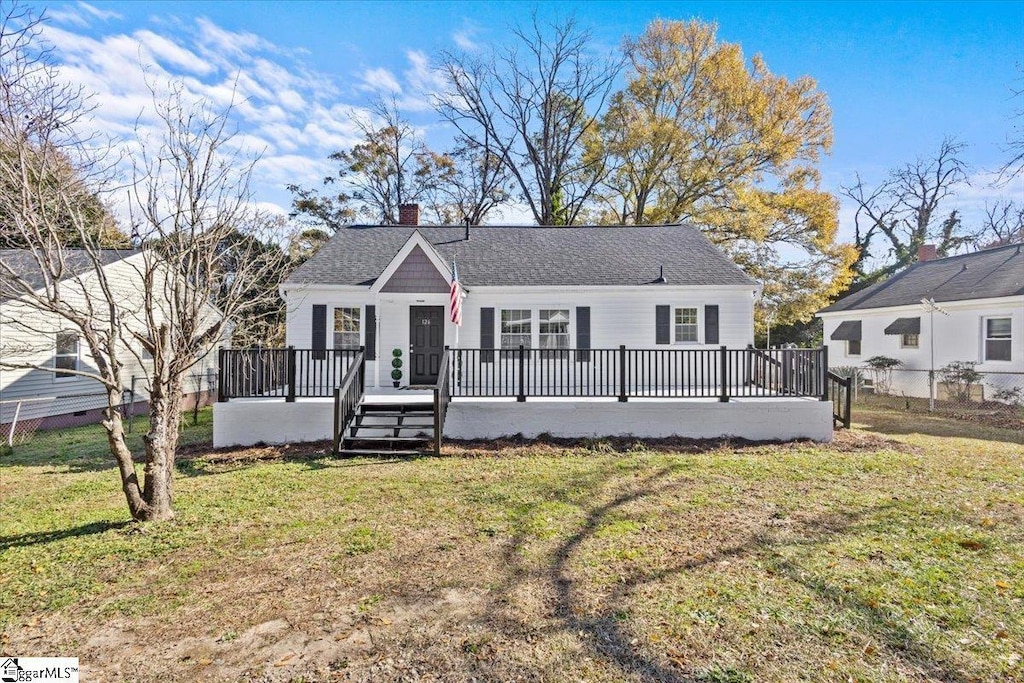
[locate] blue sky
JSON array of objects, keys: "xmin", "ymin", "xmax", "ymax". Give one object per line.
[{"xmin": 37, "ymin": 0, "xmax": 1024, "ymax": 241}]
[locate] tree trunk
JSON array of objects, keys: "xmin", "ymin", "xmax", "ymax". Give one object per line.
[
  {"xmin": 101, "ymin": 388, "xmax": 151, "ymax": 520},
  {"xmin": 140, "ymin": 375, "xmax": 181, "ymax": 522}
]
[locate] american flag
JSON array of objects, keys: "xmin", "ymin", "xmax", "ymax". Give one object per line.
[{"xmin": 449, "ymin": 261, "xmax": 464, "ymax": 326}]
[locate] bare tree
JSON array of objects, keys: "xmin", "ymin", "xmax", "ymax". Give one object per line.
[
  {"xmin": 842, "ymin": 138, "xmax": 973, "ymax": 281},
  {"xmin": 998, "ymin": 67, "xmax": 1024, "ymax": 184},
  {"xmin": 433, "ymin": 135, "xmax": 514, "ymax": 225},
  {"xmin": 0, "ymin": 4, "xmax": 281, "ymax": 521},
  {"xmin": 437, "ymin": 15, "xmax": 621, "ymax": 225},
  {"xmin": 978, "ymin": 200, "xmax": 1024, "ymax": 248}
]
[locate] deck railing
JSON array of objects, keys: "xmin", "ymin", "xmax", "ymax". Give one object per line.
[
  {"xmin": 219, "ymin": 345, "xmax": 838, "ymax": 408},
  {"xmin": 219, "ymin": 347, "xmax": 361, "ymax": 401},
  {"xmin": 826, "ymin": 370, "xmax": 853, "ymax": 429},
  {"xmin": 448, "ymin": 345, "xmax": 829, "ymax": 402}
]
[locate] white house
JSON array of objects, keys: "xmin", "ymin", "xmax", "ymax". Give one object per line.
[
  {"xmin": 214, "ymin": 206, "xmax": 839, "ymax": 450},
  {"xmin": 818, "ymin": 243, "xmax": 1024, "ymax": 399},
  {"xmin": 0, "ymin": 249, "xmax": 219, "ymax": 436}
]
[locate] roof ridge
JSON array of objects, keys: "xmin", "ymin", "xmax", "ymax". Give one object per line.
[
  {"xmin": 343, "ymin": 223, "xmax": 697, "ymax": 230},
  {"xmin": 913, "ymin": 241, "xmax": 1024, "ymax": 265}
]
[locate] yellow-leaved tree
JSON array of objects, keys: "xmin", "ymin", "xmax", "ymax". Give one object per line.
[{"xmin": 597, "ymin": 19, "xmax": 855, "ymax": 328}]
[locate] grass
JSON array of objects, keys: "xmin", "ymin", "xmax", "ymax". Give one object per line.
[{"xmin": 1, "ymin": 406, "xmax": 1022, "ymax": 682}]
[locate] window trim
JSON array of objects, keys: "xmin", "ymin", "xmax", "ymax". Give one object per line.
[
  {"xmin": 332, "ymin": 307, "xmax": 361, "ymax": 350},
  {"xmin": 673, "ymin": 306, "xmax": 700, "ymax": 344},
  {"xmin": 900, "ymin": 333, "xmax": 919, "ymax": 349},
  {"xmin": 54, "ymin": 331, "xmax": 80, "ymax": 380},
  {"xmin": 538, "ymin": 309, "xmax": 571, "ymax": 350},
  {"xmin": 498, "ymin": 307, "xmax": 574, "ymax": 353},
  {"xmin": 982, "ymin": 316, "xmax": 1012, "ymax": 362},
  {"xmin": 499, "ymin": 308, "xmax": 534, "ymax": 351}
]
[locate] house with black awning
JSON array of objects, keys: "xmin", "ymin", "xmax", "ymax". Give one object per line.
[{"xmin": 817, "ymin": 242, "xmax": 1023, "ymax": 399}]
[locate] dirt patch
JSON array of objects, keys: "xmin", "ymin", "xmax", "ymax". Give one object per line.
[
  {"xmin": 825, "ymin": 428, "xmax": 917, "ymax": 453},
  {"xmin": 47, "ymin": 587, "xmax": 492, "ymax": 682},
  {"xmin": 177, "ymin": 440, "xmax": 332, "ymax": 466},
  {"xmin": 443, "ymin": 430, "xmax": 913, "ymax": 457},
  {"xmin": 175, "ymin": 430, "xmax": 912, "ymax": 467}
]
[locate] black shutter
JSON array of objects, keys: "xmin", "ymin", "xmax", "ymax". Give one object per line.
[
  {"xmin": 656, "ymin": 305, "xmax": 671, "ymax": 345},
  {"xmin": 312, "ymin": 305, "xmax": 327, "ymax": 360},
  {"xmin": 480, "ymin": 307, "xmax": 495, "ymax": 363},
  {"xmin": 365, "ymin": 305, "xmax": 376, "ymax": 360},
  {"xmin": 704, "ymin": 305, "xmax": 719, "ymax": 345},
  {"xmin": 576, "ymin": 306, "xmax": 591, "ymax": 362}
]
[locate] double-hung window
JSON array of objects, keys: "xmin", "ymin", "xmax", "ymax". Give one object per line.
[
  {"xmin": 539, "ymin": 309, "xmax": 570, "ymax": 358},
  {"xmin": 333, "ymin": 308, "xmax": 360, "ymax": 349},
  {"xmin": 847, "ymin": 340, "xmax": 861, "ymax": 356},
  {"xmin": 674, "ymin": 307, "xmax": 699, "ymax": 343},
  {"xmin": 984, "ymin": 317, "xmax": 1011, "ymax": 361},
  {"xmin": 500, "ymin": 309, "xmax": 532, "ymax": 353},
  {"xmin": 900, "ymin": 333, "xmax": 919, "ymax": 349},
  {"xmin": 55, "ymin": 331, "xmax": 79, "ymax": 378}
]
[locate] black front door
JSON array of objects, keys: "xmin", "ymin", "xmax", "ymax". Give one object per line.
[{"xmin": 409, "ymin": 306, "xmax": 445, "ymax": 384}]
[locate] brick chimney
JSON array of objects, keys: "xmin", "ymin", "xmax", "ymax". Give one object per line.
[
  {"xmin": 917, "ymin": 244, "xmax": 937, "ymax": 262},
  {"xmin": 398, "ymin": 203, "xmax": 419, "ymax": 226}
]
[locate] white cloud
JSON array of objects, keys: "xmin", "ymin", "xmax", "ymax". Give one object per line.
[
  {"xmin": 133, "ymin": 30, "xmax": 213, "ymax": 75},
  {"xmin": 78, "ymin": 2, "xmax": 123, "ymax": 21},
  {"xmin": 37, "ymin": 13, "xmax": 472, "ymax": 225},
  {"xmin": 46, "ymin": 1, "xmax": 122, "ymax": 27},
  {"xmin": 452, "ymin": 28, "xmax": 479, "ymax": 51},
  {"xmin": 359, "ymin": 67, "xmax": 402, "ymax": 94}
]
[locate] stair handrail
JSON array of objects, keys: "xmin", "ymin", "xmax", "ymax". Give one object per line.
[
  {"xmin": 825, "ymin": 370, "xmax": 852, "ymax": 429},
  {"xmin": 433, "ymin": 347, "xmax": 451, "ymax": 457},
  {"xmin": 332, "ymin": 348, "xmax": 366, "ymax": 456}
]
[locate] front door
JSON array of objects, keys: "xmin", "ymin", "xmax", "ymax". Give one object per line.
[{"xmin": 409, "ymin": 306, "xmax": 445, "ymax": 384}]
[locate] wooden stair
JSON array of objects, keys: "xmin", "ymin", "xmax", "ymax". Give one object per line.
[{"xmin": 340, "ymin": 402, "xmax": 434, "ymax": 456}]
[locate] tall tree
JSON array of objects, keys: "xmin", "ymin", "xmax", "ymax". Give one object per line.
[
  {"xmin": 0, "ymin": 4, "xmax": 281, "ymax": 521},
  {"xmin": 842, "ymin": 138, "xmax": 972, "ymax": 281},
  {"xmin": 437, "ymin": 14, "xmax": 621, "ymax": 225},
  {"xmin": 596, "ymin": 19, "xmax": 853, "ymax": 326},
  {"xmin": 978, "ymin": 201, "xmax": 1024, "ymax": 248},
  {"xmin": 999, "ymin": 67, "xmax": 1024, "ymax": 183},
  {"xmin": 290, "ymin": 99, "xmax": 454, "ymax": 226},
  {"xmin": 432, "ymin": 135, "xmax": 514, "ymax": 225}
]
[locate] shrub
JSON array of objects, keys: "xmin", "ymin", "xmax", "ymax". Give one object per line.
[
  {"xmin": 390, "ymin": 348, "xmax": 403, "ymax": 382},
  {"xmin": 938, "ymin": 361, "xmax": 982, "ymax": 403},
  {"xmin": 864, "ymin": 356, "xmax": 903, "ymax": 395}
]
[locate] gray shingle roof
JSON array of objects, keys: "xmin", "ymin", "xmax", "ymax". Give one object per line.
[
  {"xmin": 0, "ymin": 248, "xmax": 139, "ymax": 302},
  {"xmin": 285, "ymin": 224, "xmax": 756, "ymax": 288},
  {"xmin": 819, "ymin": 243, "xmax": 1024, "ymax": 313}
]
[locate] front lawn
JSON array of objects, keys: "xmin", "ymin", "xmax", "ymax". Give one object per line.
[{"xmin": 1, "ymin": 407, "xmax": 1021, "ymax": 682}]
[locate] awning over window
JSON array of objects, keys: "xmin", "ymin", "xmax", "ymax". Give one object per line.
[
  {"xmin": 884, "ymin": 317, "xmax": 921, "ymax": 336},
  {"xmin": 830, "ymin": 320, "xmax": 862, "ymax": 341}
]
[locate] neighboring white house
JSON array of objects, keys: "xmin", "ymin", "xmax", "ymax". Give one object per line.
[
  {"xmin": 0, "ymin": 249, "xmax": 219, "ymax": 434},
  {"xmin": 818, "ymin": 243, "xmax": 1024, "ymax": 399}
]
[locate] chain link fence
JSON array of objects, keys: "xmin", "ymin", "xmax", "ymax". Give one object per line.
[
  {"xmin": 830, "ymin": 365, "xmax": 1024, "ymax": 428},
  {"xmin": 1, "ymin": 370, "xmax": 218, "ymax": 449}
]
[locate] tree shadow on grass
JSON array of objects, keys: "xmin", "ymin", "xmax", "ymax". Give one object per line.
[
  {"xmin": 480, "ymin": 465, "xmax": 983, "ymax": 683},
  {"xmin": 0, "ymin": 520, "xmax": 130, "ymax": 551}
]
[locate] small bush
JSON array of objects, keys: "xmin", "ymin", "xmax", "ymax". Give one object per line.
[
  {"xmin": 938, "ymin": 361, "xmax": 982, "ymax": 403},
  {"xmin": 864, "ymin": 356, "xmax": 903, "ymax": 395}
]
